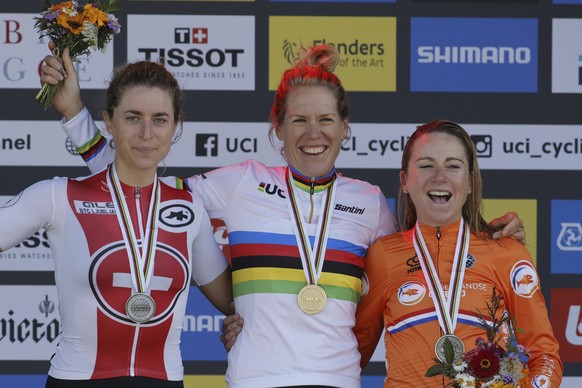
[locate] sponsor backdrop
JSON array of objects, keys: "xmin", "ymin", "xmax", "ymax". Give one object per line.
[{"xmin": 0, "ymin": 0, "xmax": 581, "ymax": 387}]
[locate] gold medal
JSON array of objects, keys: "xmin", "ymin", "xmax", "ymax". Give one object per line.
[
  {"xmin": 297, "ymin": 284, "xmax": 327, "ymax": 314},
  {"xmin": 126, "ymin": 293, "xmax": 156, "ymax": 323},
  {"xmin": 435, "ymin": 334, "xmax": 465, "ymax": 362}
]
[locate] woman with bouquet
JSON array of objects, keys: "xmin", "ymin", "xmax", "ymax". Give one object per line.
[
  {"xmin": 354, "ymin": 120, "xmax": 562, "ymax": 387},
  {"xmin": 1, "ymin": 60, "xmax": 233, "ymax": 387}
]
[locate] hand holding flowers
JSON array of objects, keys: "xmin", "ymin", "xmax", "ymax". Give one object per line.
[
  {"xmin": 35, "ymin": 0, "xmax": 121, "ymax": 110},
  {"xmin": 425, "ymin": 288, "xmax": 530, "ymax": 388}
]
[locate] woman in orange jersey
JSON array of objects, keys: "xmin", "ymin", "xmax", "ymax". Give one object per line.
[{"xmin": 354, "ymin": 120, "xmax": 562, "ymax": 387}]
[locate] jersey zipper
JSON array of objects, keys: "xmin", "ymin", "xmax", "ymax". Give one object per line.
[
  {"xmin": 129, "ymin": 186, "xmax": 143, "ymax": 376},
  {"xmin": 435, "ymin": 224, "xmax": 445, "ymax": 388},
  {"xmin": 308, "ymin": 177, "xmax": 315, "ymax": 223}
]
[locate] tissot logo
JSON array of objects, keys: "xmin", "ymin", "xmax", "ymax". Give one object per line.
[
  {"xmin": 128, "ymin": 15, "xmax": 254, "ymax": 91},
  {"xmin": 175, "ymin": 27, "xmax": 208, "ymax": 44},
  {"xmin": 196, "ymin": 134, "xmax": 218, "ymax": 156}
]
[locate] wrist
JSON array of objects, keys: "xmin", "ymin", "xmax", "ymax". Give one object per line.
[{"xmin": 62, "ymin": 101, "xmax": 84, "ymax": 122}]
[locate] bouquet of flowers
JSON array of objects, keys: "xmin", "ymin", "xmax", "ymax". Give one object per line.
[
  {"xmin": 34, "ymin": 0, "xmax": 121, "ymax": 109},
  {"xmin": 425, "ymin": 288, "xmax": 530, "ymax": 387}
]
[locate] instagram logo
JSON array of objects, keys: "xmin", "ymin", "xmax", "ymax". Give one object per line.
[{"xmin": 470, "ymin": 135, "xmax": 492, "ymax": 158}]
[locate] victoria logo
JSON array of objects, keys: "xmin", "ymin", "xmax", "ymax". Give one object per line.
[{"xmin": 39, "ymin": 294, "xmax": 56, "ymax": 318}]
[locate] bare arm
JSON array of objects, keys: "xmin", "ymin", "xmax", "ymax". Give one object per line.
[{"xmin": 199, "ymin": 268, "xmax": 234, "ymax": 316}]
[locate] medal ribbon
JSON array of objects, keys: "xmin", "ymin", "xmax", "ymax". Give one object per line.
[
  {"xmin": 412, "ymin": 219, "xmax": 470, "ymax": 335},
  {"xmin": 284, "ymin": 166, "xmax": 337, "ymax": 286},
  {"xmin": 106, "ymin": 164, "xmax": 160, "ymax": 293}
]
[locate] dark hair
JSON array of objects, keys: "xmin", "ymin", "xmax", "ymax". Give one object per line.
[
  {"xmin": 398, "ymin": 120, "xmax": 492, "ymax": 237},
  {"xmin": 105, "ymin": 61, "xmax": 183, "ymax": 125},
  {"xmin": 268, "ymin": 45, "xmax": 350, "ymax": 145}
]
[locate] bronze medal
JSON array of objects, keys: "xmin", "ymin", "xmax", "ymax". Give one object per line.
[
  {"xmin": 435, "ymin": 334, "xmax": 465, "ymax": 362},
  {"xmin": 126, "ymin": 293, "xmax": 156, "ymax": 323},
  {"xmin": 297, "ymin": 284, "xmax": 327, "ymax": 315}
]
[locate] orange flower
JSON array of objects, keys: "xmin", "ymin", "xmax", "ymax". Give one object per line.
[
  {"xmin": 56, "ymin": 11, "xmax": 85, "ymax": 35},
  {"xmin": 83, "ymin": 4, "xmax": 109, "ymax": 27}
]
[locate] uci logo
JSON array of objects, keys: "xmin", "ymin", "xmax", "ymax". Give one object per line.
[
  {"xmin": 159, "ymin": 203, "xmax": 195, "ymax": 228},
  {"xmin": 258, "ymin": 182, "xmax": 286, "ymax": 199}
]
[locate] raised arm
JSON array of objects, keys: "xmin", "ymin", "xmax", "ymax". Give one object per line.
[
  {"xmin": 41, "ymin": 42, "xmax": 115, "ymax": 172},
  {"xmin": 40, "ymin": 42, "xmax": 84, "ymax": 121}
]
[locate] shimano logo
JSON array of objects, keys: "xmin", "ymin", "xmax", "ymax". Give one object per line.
[
  {"xmin": 334, "ymin": 204, "xmax": 365, "ymax": 215},
  {"xmin": 418, "ymin": 46, "xmax": 531, "ymax": 64}
]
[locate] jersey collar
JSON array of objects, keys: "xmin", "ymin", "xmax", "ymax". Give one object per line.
[{"xmin": 289, "ymin": 165, "xmax": 337, "ymax": 194}]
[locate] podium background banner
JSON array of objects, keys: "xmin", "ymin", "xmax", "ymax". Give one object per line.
[{"xmin": 1, "ymin": 0, "xmax": 581, "ymax": 386}]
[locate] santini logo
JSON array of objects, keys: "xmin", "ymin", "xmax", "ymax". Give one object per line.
[
  {"xmin": 418, "ymin": 46, "xmax": 531, "ymax": 64},
  {"xmin": 335, "ymin": 204, "xmax": 365, "ymax": 215}
]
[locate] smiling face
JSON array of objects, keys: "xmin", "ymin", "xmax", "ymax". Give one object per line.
[
  {"xmin": 275, "ymin": 86, "xmax": 348, "ymax": 178},
  {"xmin": 400, "ymin": 132, "xmax": 471, "ymax": 227},
  {"xmin": 103, "ymin": 85, "xmax": 177, "ymax": 186}
]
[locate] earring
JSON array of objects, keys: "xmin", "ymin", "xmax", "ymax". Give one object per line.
[{"xmin": 403, "ymin": 189, "xmax": 408, "ymax": 194}]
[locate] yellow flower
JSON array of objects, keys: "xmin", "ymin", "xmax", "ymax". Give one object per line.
[
  {"xmin": 56, "ymin": 11, "xmax": 85, "ymax": 34},
  {"xmin": 83, "ymin": 4, "xmax": 109, "ymax": 27},
  {"xmin": 487, "ymin": 382, "xmax": 516, "ymax": 388}
]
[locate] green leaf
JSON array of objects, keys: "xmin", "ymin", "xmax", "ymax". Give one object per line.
[
  {"xmin": 425, "ymin": 364, "xmax": 445, "ymax": 377},
  {"xmin": 444, "ymin": 338, "xmax": 455, "ymax": 364}
]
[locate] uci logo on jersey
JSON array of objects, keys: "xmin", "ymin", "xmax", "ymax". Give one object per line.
[{"xmin": 159, "ymin": 203, "xmax": 195, "ymax": 228}]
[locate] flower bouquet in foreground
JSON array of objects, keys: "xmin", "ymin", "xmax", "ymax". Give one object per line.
[
  {"xmin": 35, "ymin": 0, "xmax": 121, "ymax": 110},
  {"xmin": 425, "ymin": 288, "xmax": 530, "ymax": 387}
]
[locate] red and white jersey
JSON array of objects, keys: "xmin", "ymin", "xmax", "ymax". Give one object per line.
[
  {"xmin": 355, "ymin": 221, "xmax": 563, "ymax": 387},
  {"xmin": 0, "ymin": 169, "xmax": 228, "ymax": 381}
]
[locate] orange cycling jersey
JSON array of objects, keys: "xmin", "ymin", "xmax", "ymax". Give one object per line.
[{"xmin": 354, "ymin": 221, "xmax": 562, "ymax": 387}]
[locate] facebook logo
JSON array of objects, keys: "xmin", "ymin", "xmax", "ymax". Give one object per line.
[{"xmin": 196, "ymin": 134, "xmax": 218, "ymax": 156}]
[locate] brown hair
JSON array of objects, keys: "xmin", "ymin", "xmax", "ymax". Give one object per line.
[
  {"xmin": 398, "ymin": 120, "xmax": 492, "ymax": 237},
  {"xmin": 105, "ymin": 61, "xmax": 183, "ymax": 125}
]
